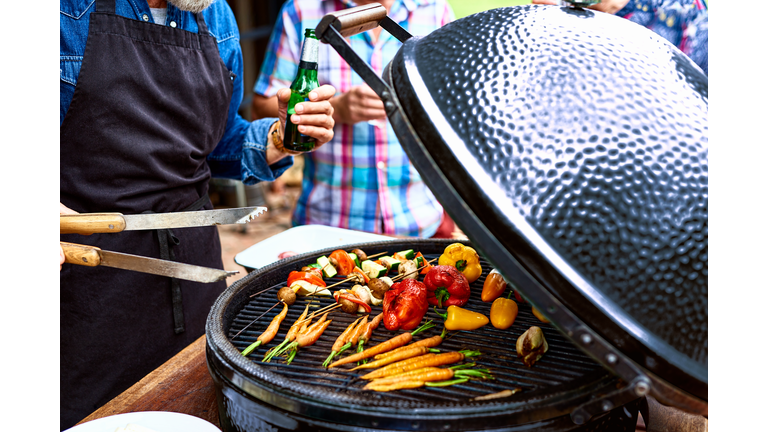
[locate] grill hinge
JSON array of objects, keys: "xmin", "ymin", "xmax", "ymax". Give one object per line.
[{"xmin": 570, "ymin": 377, "xmax": 650, "ymax": 425}]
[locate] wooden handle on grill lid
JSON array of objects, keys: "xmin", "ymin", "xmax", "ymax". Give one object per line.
[{"xmin": 316, "ymin": 4, "xmax": 387, "ymax": 38}]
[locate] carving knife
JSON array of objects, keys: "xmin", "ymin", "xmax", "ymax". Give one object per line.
[
  {"xmin": 60, "ymin": 206, "xmax": 267, "ymax": 235},
  {"xmin": 60, "ymin": 242, "xmax": 239, "ymax": 283}
]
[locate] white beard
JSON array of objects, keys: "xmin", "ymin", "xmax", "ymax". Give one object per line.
[{"xmin": 167, "ymin": 0, "xmax": 215, "ymax": 13}]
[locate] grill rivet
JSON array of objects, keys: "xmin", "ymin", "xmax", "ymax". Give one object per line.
[
  {"xmin": 635, "ymin": 380, "xmax": 651, "ymax": 396},
  {"xmin": 385, "ymin": 101, "xmax": 395, "ymax": 111},
  {"xmin": 443, "ymin": 425, "xmax": 451, "ymax": 430},
  {"xmin": 371, "ymin": 421, "xmax": 378, "ymax": 427},
  {"xmin": 109, "ymin": 224, "xmax": 114, "ymax": 229},
  {"xmin": 581, "ymin": 334, "xmax": 592, "ymax": 344},
  {"xmin": 412, "ymin": 423, "xmax": 419, "ymax": 429},
  {"xmin": 606, "ymin": 353, "xmax": 618, "ymax": 364},
  {"xmin": 572, "ymin": 414, "xmax": 584, "ymax": 424},
  {"xmin": 602, "ymin": 401, "xmax": 613, "ymax": 411}
]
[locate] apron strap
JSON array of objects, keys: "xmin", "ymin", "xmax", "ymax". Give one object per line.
[
  {"xmin": 94, "ymin": 0, "xmax": 115, "ymax": 14},
  {"xmin": 145, "ymin": 194, "xmax": 212, "ymax": 334},
  {"xmin": 194, "ymin": 12, "xmax": 209, "ymax": 35}
]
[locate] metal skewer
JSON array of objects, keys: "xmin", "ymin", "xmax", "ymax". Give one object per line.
[{"xmin": 231, "ymin": 300, "xmax": 284, "ymax": 340}]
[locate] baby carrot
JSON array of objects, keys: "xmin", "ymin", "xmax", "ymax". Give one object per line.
[
  {"xmin": 334, "ymin": 315, "xmax": 369, "ymax": 358},
  {"xmin": 350, "ymin": 346, "xmax": 433, "ymax": 371},
  {"xmin": 241, "ymin": 302, "xmax": 289, "ymax": 356},
  {"xmin": 263, "ymin": 304, "xmax": 310, "ymax": 362},
  {"xmin": 373, "ymin": 327, "xmax": 447, "ymax": 360},
  {"xmin": 360, "ymin": 350, "xmax": 481, "ymax": 380},
  {"xmin": 322, "ymin": 317, "xmax": 362, "ymax": 368},
  {"xmin": 356, "ymin": 313, "xmax": 384, "ymax": 353},
  {"xmin": 327, "ymin": 320, "xmax": 435, "ymax": 368},
  {"xmin": 286, "ymin": 318, "xmax": 332, "ymax": 365},
  {"xmin": 364, "ymin": 368, "xmax": 491, "ymax": 391}
]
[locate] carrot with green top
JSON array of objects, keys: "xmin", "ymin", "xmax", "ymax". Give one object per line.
[
  {"xmin": 334, "ymin": 315, "xmax": 368, "ymax": 359},
  {"xmin": 241, "ymin": 302, "xmax": 289, "ymax": 356},
  {"xmin": 350, "ymin": 345, "xmax": 436, "ymax": 371},
  {"xmin": 327, "ymin": 320, "xmax": 435, "ymax": 368},
  {"xmin": 285, "ymin": 315, "xmax": 333, "ymax": 365},
  {"xmin": 263, "ymin": 303, "xmax": 310, "ymax": 362},
  {"xmin": 322, "ymin": 317, "xmax": 363, "ymax": 368},
  {"xmin": 355, "ymin": 313, "xmax": 384, "ymax": 354},
  {"xmin": 373, "ymin": 327, "xmax": 447, "ymax": 360},
  {"xmin": 364, "ymin": 367, "xmax": 492, "ymax": 392},
  {"xmin": 360, "ymin": 350, "xmax": 481, "ymax": 380}
]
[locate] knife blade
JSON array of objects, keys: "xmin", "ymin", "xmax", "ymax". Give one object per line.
[
  {"xmin": 60, "ymin": 206, "xmax": 267, "ymax": 235},
  {"xmin": 61, "ymin": 242, "xmax": 239, "ymax": 283}
]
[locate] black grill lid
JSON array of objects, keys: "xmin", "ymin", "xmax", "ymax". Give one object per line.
[{"xmin": 381, "ymin": 5, "xmax": 707, "ymax": 412}]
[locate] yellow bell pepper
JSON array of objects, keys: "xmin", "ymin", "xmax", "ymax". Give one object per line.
[
  {"xmin": 490, "ymin": 295, "xmax": 518, "ymax": 330},
  {"xmin": 435, "ymin": 306, "xmax": 488, "ymax": 331},
  {"xmin": 438, "ymin": 243, "xmax": 483, "ymax": 283}
]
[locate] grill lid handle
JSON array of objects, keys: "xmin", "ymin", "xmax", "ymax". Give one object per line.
[{"xmin": 316, "ymin": 4, "xmax": 412, "ymax": 42}]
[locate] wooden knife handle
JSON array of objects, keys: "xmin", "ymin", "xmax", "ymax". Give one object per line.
[
  {"xmin": 61, "ymin": 242, "xmax": 102, "ymax": 267},
  {"xmin": 60, "ymin": 213, "xmax": 127, "ymax": 235}
]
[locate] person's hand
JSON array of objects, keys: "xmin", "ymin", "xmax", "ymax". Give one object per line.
[
  {"xmin": 269, "ymin": 85, "xmax": 335, "ymax": 159},
  {"xmin": 60, "ymin": 203, "xmax": 78, "ymax": 270},
  {"xmin": 330, "ymin": 85, "xmax": 387, "ymax": 125}
]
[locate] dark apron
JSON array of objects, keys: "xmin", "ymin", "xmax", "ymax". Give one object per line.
[{"xmin": 59, "ymin": 0, "xmax": 233, "ymax": 429}]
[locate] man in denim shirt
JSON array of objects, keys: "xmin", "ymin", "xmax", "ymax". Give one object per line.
[{"xmin": 60, "ymin": 0, "xmax": 335, "ymax": 428}]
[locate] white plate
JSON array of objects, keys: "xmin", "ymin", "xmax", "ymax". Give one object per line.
[
  {"xmin": 65, "ymin": 412, "xmax": 220, "ymax": 432},
  {"xmin": 235, "ymin": 224, "xmax": 392, "ymax": 270}
]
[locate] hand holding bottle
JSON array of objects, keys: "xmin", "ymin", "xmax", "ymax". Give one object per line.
[{"xmin": 276, "ymin": 85, "xmax": 336, "ymax": 150}]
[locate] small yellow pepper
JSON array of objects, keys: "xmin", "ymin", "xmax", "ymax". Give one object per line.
[
  {"xmin": 490, "ymin": 293, "xmax": 518, "ymax": 330},
  {"xmin": 531, "ymin": 306, "xmax": 550, "ymax": 323},
  {"xmin": 435, "ymin": 306, "xmax": 488, "ymax": 331},
  {"xmin": 438, "ymin": 243, "xmax": 483, "ymax": 283}
]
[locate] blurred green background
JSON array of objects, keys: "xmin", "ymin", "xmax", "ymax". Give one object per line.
[{"xmin": 447, "ymin": 0, "xmax": 531, "ymax": 19}]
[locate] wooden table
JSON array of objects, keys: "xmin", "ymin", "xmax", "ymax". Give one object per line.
[
  {"xmin": 77, "ymin": 336, "xmax": 705, "ymax": 432},
  {"xmin": 76, "ymin": 335, "xmax": 220, "ymax": 429}
]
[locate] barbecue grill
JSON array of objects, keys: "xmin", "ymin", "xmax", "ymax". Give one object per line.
[
  {"xmin": 208, "ymin": 239, "xmax": 641, "ymax": 431},
  {"xmin": 206, "ymin": 3, "xmax": 706, "ymax": 431}
]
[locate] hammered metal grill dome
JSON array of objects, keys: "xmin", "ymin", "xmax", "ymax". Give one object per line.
[{"xmin": 381, "ymin": 4, "xmax": 707, "ymax": 399}]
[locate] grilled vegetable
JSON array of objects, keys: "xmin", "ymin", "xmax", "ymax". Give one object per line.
[
  {"xmin": 516, "ymin": 326, "xmax": 548, "ymax": 367},
  {"xmin": 383, "ymin": 279, "xmax": 429, "ymax": 331},
  {"xmin": 437, "ymin": 243, "xmax": 482, "ymax": 283},
  {"xmin": 287, "ymin": 271, "xmax": 326, "ymax": 289},
  {"xmin": 335, "ymin": 315, "xmax": 369, "ymax": 358},
  {"xmin": 397, "ymin": 260, "xmax": 419, "ymax": 280},
  {"xmin": 393, "ymin": 249, "xmax": 416, "ymax": 260},
  {"xmin": 360, "ymin": 350, "xmax": 481, "ymax": 380},
  {"xmin": 423, "ymin": 265, "xmax": 471, "ymax": 308},
  {"xmin": 362, "ymin": 260, "xmax": 387, "ymax": 279},
  {"xmin": 285, "ymin": 314, "xmax": 332, "ymax": 364},
  {"xmin": 322, "ymin": 317, "xmax": 362, "ymax": 367},
  {"xmin": 367, "ymin": 278, "xmax": 390, "ymax": 300},
  {"xmin": 263, "ymin": 303, "xmax": 309, "ymax": 362},
  {"xmin": 290, "ymin": 280, "xmax": 331, "ymax": 297},
  {"xmin": 317, "ymin": 255, "xmax": 337, "ymax": 278},
  {"xmin": 334, "ymin": 290, "xmax": 372, "ymax": 313},
  {"xmin": 277, "ymin": 286, "xmax": 297, "ymax": 305},
  {"xmin": 329, "ymin": 249, "xmax": 357, "ymax": 276},
  {"xmin": 373, "ymin": 327, "xmax": 447, "ymax": 360},
  {"xmin": 363, "ymin": 367, "xmax": 492, "ymax": 392},
  {"xmin": 327, "ymin": 320, "xmax": 434, "ymax": 368},
  {"xmin": 481, "ymin": 269, "xmax": 508, "ymax": 302},
  {"xmin": 434, "ymin": 305, "xmax": 488, "ymax": 331},
  {"xmin": 241, "ymin": 302, "xmax": 289, "ymax": 356},
  {"xmin": 350, "ymin": 248, "xmax": 367, "ymax": 262},
  {"xmin": 351, "ymin": 346, "xmax": 435, "ymax": 371},
  {"xmin": 379, "ymin": 256, "xmax": 401, "ymax": 273},
  {"xmin": 490, "ymin": 293, "xmax": 518, "ymax": 330},
  {"xmin": 355, "ymin": 313, "xmax": 384, "ymax": 353},
  {"xmin": 415, "ymin": 252, "xmax": 433, "ymax": 274}
]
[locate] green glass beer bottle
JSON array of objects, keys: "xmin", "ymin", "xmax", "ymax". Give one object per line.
[{"xmin": 284, "ymin": 29, "xmax": 320, "ymax": 152}]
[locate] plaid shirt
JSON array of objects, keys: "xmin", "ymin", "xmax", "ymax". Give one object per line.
[{"xmin": 255, "ymin": 0, "xmax": 454, "ymax": 237}]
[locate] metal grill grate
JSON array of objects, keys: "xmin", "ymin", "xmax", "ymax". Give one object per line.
[{"xmin": 227, "ymin": 251, "xmax": 607, "ymax": 403}]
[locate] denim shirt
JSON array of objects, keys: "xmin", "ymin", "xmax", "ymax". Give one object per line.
[{"xmin": 60, "ymin": 0, "xmax": 292, "ymax": 184}]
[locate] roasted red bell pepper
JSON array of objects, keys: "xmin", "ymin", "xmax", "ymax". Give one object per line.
[
  {"xmin": 287, "ymin": 271, "xmax": 326, "ymax": 288},
  {"xmin": 423, "ymin": 265, "xmax": 471, "ymax": 308},
  {"xmin": 329, "ymin": 249, "xmax": 356, "ymax": 276},
  {"xmin": 383, "ymin": 278, "xmax": 428, "ymax": 331}
]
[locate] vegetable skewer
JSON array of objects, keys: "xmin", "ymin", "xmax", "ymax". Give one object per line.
[
  {"xmin": 322, "ymin": 317, "xmax": 363, "ymax": 368},
  {"xmin": 360, "ymin": 350, "xmax": 482, "ymax": 380},
  {"xmin": 327, "ymin": 320, "xmax": 434, "ymax": 368},
  {"xmin": 241, "ymin": 302, "xmax": 289, "ymax": 356}
]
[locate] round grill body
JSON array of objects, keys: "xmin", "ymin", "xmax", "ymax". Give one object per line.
[{"xmin": 206, "ymin": 240, "xmax": 640, "ymax": 431}]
